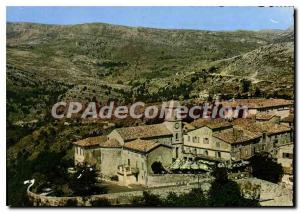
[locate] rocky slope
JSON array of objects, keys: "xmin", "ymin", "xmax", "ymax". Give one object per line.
[
  {"xmin": 6, "ymin": 22, "xmax": 294, "ymax": 206},
  {"xmin": 6, "ymin": 22, "xmax": 294, "ymax": 121}
]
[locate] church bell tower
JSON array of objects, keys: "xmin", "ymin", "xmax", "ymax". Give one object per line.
[{"xmin": 163, "ymin": 100, "xmax": 183, "ymax": 159}]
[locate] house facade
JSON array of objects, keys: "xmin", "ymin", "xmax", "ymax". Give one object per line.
[{"xmin": 73, "ymin": 99, "xmax": 293, "ymax": 186}]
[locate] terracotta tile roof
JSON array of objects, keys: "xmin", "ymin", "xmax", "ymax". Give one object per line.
[
  {"xmin": 191, "ymin": 118, "xmax": 232, "ymax": 130},
  {"xmin": 233, "ymin": 118, "xmax": 256, "ymax": 125},
  {"xmin": 255, "ymin": 112, "xmax": 277, "ymax": 121},
  {"xmin": 183, "ymin": 122, "xmax": 196, "ymax": 132},
  {"xmin": 283, "ymin": 167, "xmax": 293, "ymax": 175},
  {"xmin": 281, "ymin": 114, "xmax": 294, "ymax": 123},
  {"xmin": 114, "ymin": 123, "xmax": 172, "ymax": 141},
  {"xmin": 99, "ymin": 138, "xmax": 121, "ymax": 148},
  {"xmin": 233, "ymin": 119, "xmax": 291, "ymax": 136},
  {"xmin": 73, "ymin": 135, "xmax": 107, "ymax": 147},
  {"xmin": 219, "ymin": 98, "xmax": 293, "ymax": 109},
  {"xmin": 123, "ymin": 139, "xmax": 170, "ymax": 153},
  {"xmin": 213, "ymin": 128, "xmax": 261, "ymax": 144}
]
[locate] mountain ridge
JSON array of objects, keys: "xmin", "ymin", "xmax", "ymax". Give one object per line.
[{"xmin": 6, "ymin": 22, "xmax": 294, "ymax": 122}]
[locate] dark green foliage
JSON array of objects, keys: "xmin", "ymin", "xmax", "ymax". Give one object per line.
[
  {"xmin": 163, "ymin": 189, "xmax": 209, "ymax": 207},
  {"xmin": 69, "ymin": 166, "xmax": 107, "ymax": 196},
  {"xmin": 133, "ymin": 191, "xmax": 163, "ymax": 206},
  {"xmin": 208, "ymin": 167, "xmax": 259, "ymax": 207},
  {"xmin": 6, "ymin": 122, "xmax": 111, "ymax": 206},
  {"xmin": 240, "ymin": 79, "xmax": 252, "ymax": 93},
  {"xmin": 90, "ymin": 198, "xmax": 111, "ymax": 206},
  {"xmin": 6, "ymin": 22, "xmax": 293, "ymax": 206},
  {"xmin": 208, "ymin": 180, "xmax": 258, "ymax": 207},
  {"xmin": 250, "ymin": 153, "xmax": 284, "ymax": 183},
  {"xmin": 132, "ymin": 167, "xmax": 259, "ymax": 207},
  {"xmin": 65, "ymin": 199, "xmax": 78, "ymax": 207}
]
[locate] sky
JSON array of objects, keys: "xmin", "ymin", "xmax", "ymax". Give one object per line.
[{"xmin": 6, "ymin": 6, "xmax": 294, "ymax": 31}]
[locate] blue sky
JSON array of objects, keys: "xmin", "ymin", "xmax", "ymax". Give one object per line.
[{"xmin": 6, "ymin": 6, "xmax": 294, "ymax": 31}]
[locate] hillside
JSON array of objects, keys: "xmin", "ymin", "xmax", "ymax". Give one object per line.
[
  {"xmin": 7, "ymin": 22, "xmax": 294, "ymax": 121},
  {"xmin": 6, "ymin": 22, "xmax": 294, "ymax": 206},
  {"xmin": 205, "ymin": 42, "xmax": 294, "ymax": 97}
]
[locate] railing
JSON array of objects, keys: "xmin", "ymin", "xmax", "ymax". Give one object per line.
[{"xmin": 117, "ymin": 165, "xmax": 139, "ymax": 176}]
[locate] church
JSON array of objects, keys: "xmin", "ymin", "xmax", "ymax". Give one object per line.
[{"xmin": 73, "ymin": 101, "xmax": 183, "ymax": 185}]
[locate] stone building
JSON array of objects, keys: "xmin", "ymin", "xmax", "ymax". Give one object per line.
[
  {"xmin": 118, "ymin": 139, "xmax": 172, "ymax": 186},
  {"xmin": 73, "ymin": 136, "xmax": 122, "ymax": 176},
  {"xmin": 181, "ymin": 117, "xmax": 293, "ymax": 164},
  {"xmin": 182, "ymin": 119, "xmax": 233, "ymax": 162},
  {"xmin": 233, "ymin": 118, "xmax": 293, "ymax": 156},
  {"xmin": 73, "ymin": 101, "xmax": 181, "ymax": 185},
  {"xmin": 73, "ymin": 99, "xmax": 293, "ymax": 186},
  {"xmin": 281, "ymin": 114, "xmax": 294, "ymax": 129},
  {"xmin": 182, "ymin": 118, "xmax": 262, "ymax": 164},
  {"xmin": 220, "ymin": 98, "xmax": 293, "ymax": 119},
  {"xmin": 276, "ymin": 143, "xmax": 293, "ymax": 185},
  {"xmin": 254, "ymin": 112, "xmax": 280, "ymax": 123},
  {"xmin": 73, "ymin": 135, "xmax": 107, "ymax": 168}
]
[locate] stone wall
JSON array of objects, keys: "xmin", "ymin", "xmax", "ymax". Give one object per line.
[
  {"xmin": 27, "ymin": 183, "xmax": 205, "ymax": 206},
  {"xmin": 27, "ymin": 177, "xmax": 293, "ymax": 207},
  {"xmin": 237, "ymin": 178, "xmax": 293, "ymax": 206},
  {"xmin": 147, "ymin": 174, "xmax": 208, "ymax": 187}
]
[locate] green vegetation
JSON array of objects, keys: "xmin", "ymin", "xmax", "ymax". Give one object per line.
[
  {"xmin": 250, "ymin": 153, "xmax": 284, "ymax": 183},
  {"xmin": 6, "ymin": 22, "xmax": 293, "ymax": 206},
  {"xmin": 132, "ymin": 167, "xmax": 259, "ymax": 207},
  {"xmin": 7, "ymin": 122, "xmax": 113, "ymax": 206}
]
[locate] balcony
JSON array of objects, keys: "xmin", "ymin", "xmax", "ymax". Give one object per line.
[{"xmin": 117, "ymin": 165, "xmax": 139, "ymax": 176}]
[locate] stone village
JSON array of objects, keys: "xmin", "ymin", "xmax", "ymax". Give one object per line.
[{"xmin": 73, "ymin": 98, "xmax": 294, "ymax": 187}]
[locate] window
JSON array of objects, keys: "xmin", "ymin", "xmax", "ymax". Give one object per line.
[
  {"xmin": 193, "ymin": 148, "xmax": 197, "ymax": 154},
  {"xmin": 128, "ymin": 159, "xmax": 130, "ymax": 166},
  {"xmin": 245, "ymin": 149, "xmax": 248, "ymax": 155},
  {"xmin": 216, "ymin": 152, "xmax": 221, "ymax": 158},
  {"xmin": 188, "ymin": 136, "xmax": 190, "ymax": 142},
  {"xmin": 216, "ymin": 142, "xmax": 220, "ymax": 148},
  {"xmin": 193, "ymin": 137, "xmax": 197, "ymax": 142},
  {"xmin": 175, "ymin": 133, "xmax": 179, "ymax": 140},
  {"xmin": 203, "ymin": 138, "xmax": 209, "ymax": 144},
  {"xmin": 283, "ymin": 153, "xmax": 293, "ymax": 159},
  {"xmin": 205, "ymin": 150, "xmax": 208, "ymax": 156}
]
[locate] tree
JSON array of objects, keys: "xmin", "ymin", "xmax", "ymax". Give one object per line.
[
  {"xmin": 90, "ymin": 198, "xmax": 111, "ymax": 206},
  {"xmin": 249, "ymin": 152, "xmax": 283, "ymax": 183},
  {"xmin": 241, "ymin": 79, "xmax": 251, "ymax": 93},
  {"xmin": 208, "ymin": 167, "xmax": 259, "ymax": 207},
  {"xmin": 132, "ymin": 191, "xmax": 163, "ymax": 206},
  {"xmin": 132, "ymin": 167, "xmax": 259, "ymax": 207},
  {"xmin": 254, "ymin": 87, "xmax": 262, "ymax": 97},
  {"xmin": 69, "ymin": 166, "xmax": 107, "ymax": 196}
]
